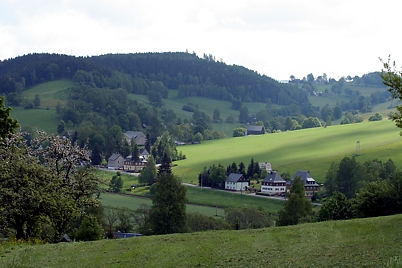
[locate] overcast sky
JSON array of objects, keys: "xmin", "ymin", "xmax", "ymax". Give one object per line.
[{"xmin": 0, "ymin": 0, "xmax": 401, "ymax": 81}]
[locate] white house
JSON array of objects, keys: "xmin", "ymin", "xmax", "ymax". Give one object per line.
[
  {"xmin": 259, "ymin": 162, "xmax": 272, "ymax": 171},
  {"xmin": 261, "ymin": 171, "xmax": 286, "ymax": 195},
  {"xmin": 225, "ymin": 173, "xmax": 249, "ymax": 192}
]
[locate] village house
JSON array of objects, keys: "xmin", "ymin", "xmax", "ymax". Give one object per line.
[
  {"xmin": 123, "ymin": 154, "xmax": 147, "ymax": 172},
  {"xmin": 107, "ymin": 153, "xmax": 125, "ymax": 170},
  {"xmin": 261, "ymin": 171, "xmax": 286, "ymax": 195},
  {"xmin": 225, "ymin": 173, "xmax": 249, "ymax": 192},
  {"xmin": 286, "ymin": 170, "xmax": 320, "ymax": 197},
  {"xmin": 259, "ymin": 162, "xmax": 272, "ymax": 171},
  {"xmin": 124, "ymin": 131, "xmax": 147, "ymax": 146},
  {"xmin": 139, "ymin": 148, "xmax": 150, "ymax": 160}
]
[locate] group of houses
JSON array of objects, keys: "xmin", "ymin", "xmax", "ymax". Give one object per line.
[
  {"xmin": 225, "ymin": 163, "xmax": 319, "ymax": 197},
  {"xmin": 107, "ymin": 131, "xmax": 150, "ymax": 171},
  {"xmin": 107, "ymin": 148, "xmax": 150, "ymax": 172}
]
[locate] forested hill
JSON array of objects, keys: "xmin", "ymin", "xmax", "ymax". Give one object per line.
[{"xmin": 0, "ymin": 52, "xmax": 310, "ymax": 106}]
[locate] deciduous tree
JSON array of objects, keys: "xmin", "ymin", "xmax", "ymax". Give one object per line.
[
  {"xmin": 138, "ymin": 156, "xmax": 157, "ymax": 185},
  {"xmin": 0, "ymin": 96, "xmax": 19, "ymax": 139},
  {"xmin": 278, "ymin": 176, "xmax": 312, "ymax": 226}
]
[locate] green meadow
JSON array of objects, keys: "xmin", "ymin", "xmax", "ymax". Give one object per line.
[
  {"xmin": 2, "ymin": 214, "xmax": 402, "ymax": 267},
  {"xmin": 173, "ymin": 120, "xmax": 402, "ymax": 183},
  {"xmin": 100, "ymin": 192, "xmax": 226, "ymax": 217},
  {"xmin": 97, "ymin": 168, "xmax": 285, "ymax": 214},
  {"xmin": 9, "ymin": 80, "xmax": 75, "ymax": 133}
]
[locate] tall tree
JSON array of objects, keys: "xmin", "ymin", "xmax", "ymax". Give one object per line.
[
  {"xmin": 148, "ymin": 172, "xmax": 187, "ymax": 235},
  {"xmin": 90, "ymin": 143, "xmax": 102, "ymax": 165},
  {"xmin": 158, "ymin": 152, "xmax": 172, "ymax": 176},
  {"xmin": 131, "ymin": 142, "xmax": 140, "ymax": 163},
  {"xmin": 33, "ymin": 94, "xmax": 41, "ymax": 108},
  {"xmin": 336, "ymin": 156, "xmax": 359, "ymax": 199},
  {"xmin": 238, "ymin": 106, "xmax": 249, "ymax": 123},
  {"xmin": 213, "ymin": 107, "xmax": 221, "ymax": 122},
  {"xmin": 381, "ymin": 58, "xmax": 402, "ymax": 134},
  {"xmin": 278, "ymin": 176, "xmax": 312, "ymax": 226},
  {"xmin": 138, "ymin": 156, "xmax": 157, "ymax": 185},
  {"xmin": 0, "ymin": 96, "xmax": 19, "ymax": 139}
]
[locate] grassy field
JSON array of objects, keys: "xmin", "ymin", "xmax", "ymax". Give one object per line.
[
  {"xmin": 20, "ymin": 79, "xmax": 74, "ymax": 109},
  {"xmin": 97, "ymin": 167, "xmax": 285, "ymax": 215},
  {"xmin": 99, "ymin": 192, "xmax": 226, "ymax": 217},
  {"xmin": 9, "ymin": 80, "xmax": 75, "ymax": 133},
  {"xmin": 173, "ymin": 120, "xmax": 402, "ymax": 183},
  {"xmin": 2, "ymin": 214, "xmax": 402, "ymax": 267}
]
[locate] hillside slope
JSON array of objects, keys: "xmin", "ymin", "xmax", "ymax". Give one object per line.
[
  {"xmin": 1, "ymin": 214, "xmax": 401, "ymax": 267},
  {"xmin": 173, "ymin": 120, "xmax": 402, "ymax": 182}
]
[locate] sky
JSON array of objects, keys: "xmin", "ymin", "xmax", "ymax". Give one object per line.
[{"xmin": 0, "ymin": 0, "xmax": 401, "ymax": 81}]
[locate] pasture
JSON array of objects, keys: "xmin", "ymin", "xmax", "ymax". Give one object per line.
[
  {"xmin": 2, "ymin": 214, "xmax": 402, "ymax": 267},
  {"xmin": 173, "ymin": 120, "xmax": 402, "ymax": 183},
  {"xmin": 97, "ymin": 168, "xmax": 285, "ymax": 215},
  {"xmin": 20, "ymin": 79, "xmax": 74, "ymax": 109},
  {"xmin": 9, "ymin": 80, "xmax": 75, "ymax": 133},
  {"xmin": 10, "ymin": 106, "xmax": 59, "ymax": 133},
  {"xmin": 99, "ymin": 192, "xmax": 226, "ymax": 217}
]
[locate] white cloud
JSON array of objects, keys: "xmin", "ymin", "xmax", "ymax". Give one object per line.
[{"xmin": 1, "ymin": 0, "xmax": 402, "ymax": 80}]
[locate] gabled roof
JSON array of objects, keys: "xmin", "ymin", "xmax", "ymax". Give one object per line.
[
  {"xmin": 247, "ymin": 125, "xmax": 264, "ymax": 132},
  {"xmin": 262, "ymin": 171, "xmax": 285, "ymax": 183},
  {"xmin": 139, "ymin": 148, "xmax": 149, "ymax": 155},
  {"xmin": 108, "ymin": 153, "xmax": 123, "ymax": 161},
  {"xmin": 124, "ymin": 131, "xmax": 145, "ymax": 139},
  {"xmin": 287, "ymin": 170, "xmax": 319, "ymax": 186},
  {"xmin": 226, "ymin": 173, "xmax": 247, "ymax": 183}
]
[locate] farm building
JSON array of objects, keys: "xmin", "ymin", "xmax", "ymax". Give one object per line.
[
  {"xmin": 259, "ymin": 162, "xmax": 272, "ymax": 171},
  {"xmin": 261, "ymin": 171, "xmax": 286, "ymax": 195},
  {"xmin": 139, "ymin": 148, "xmax": 150, "ymax": 160},
  {"xmin": 124, "ymin": 131, "xmax": 147, "ymax": 146},
  {"xmin": 286, "ymin": 170, "xmax": 320, "ymax": 197},
  {"xmin": 225, "ymin": 173, "xmax": 249, "ymax": 192},
  {"xmin": 123, "ymin": 154, "xmax": 147, "ymax": 172},
  {"xmin": 246, "ymin": 125, "xmax": 265, "ymax": 135},
  {"xmin": 107, "ymin": 153, "xmax": 125, "ymax": 170}
]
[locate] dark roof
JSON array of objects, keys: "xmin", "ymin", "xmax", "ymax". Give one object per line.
[
  {"xmin": 247, "ymin": 125, "xmax": 264, "ymax": 132},
  {"xmin": 226, "ymin": 173, "xmax": 247, "ymax": 182},
  {"xmin": 108, "ymin": 153, "xmax": 123, "ymax": 161},
  {"xmin": 114, "ymin": 232, "xmax": 143, "ymax": 238},
  {"xmin": 124, "ymin": 131, "xmax": 146, "ymax": 145},
  {"xmin": 139, "ymin": 148, "xmax": 149, "ymax": 155},
  {"xmin": 287, "ymin": 170, "xmax": 319, "ymax": 186},
  {"xmin": 262, "ymin": 171, "xmax": 285, "ymax": 183}
]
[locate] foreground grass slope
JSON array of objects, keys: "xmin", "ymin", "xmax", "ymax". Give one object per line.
[
  {"xmin": 174, "ymin": 120, "xmax": 402, "ymax": 183},
  {"xmin": 2, "ymin": 214, "xmax": 402, "ymax": 267}
]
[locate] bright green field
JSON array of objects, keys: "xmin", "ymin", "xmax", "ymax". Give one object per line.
[
  {"xmin": 2, "ymin": 214, "xmax": 402, "ymax": 267},
  {"xmin": 173, "ymin": 120, "xmax": 402, "ymax": 183},
  {"xmin": 100, "ymin": 193, "xmax": 226, "ymax": 217},
  {"xmin": 10, "ymin": 106, "xmax": 59, "ymax": 133}
]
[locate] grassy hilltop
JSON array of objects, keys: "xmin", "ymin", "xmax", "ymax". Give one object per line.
[{"xmin": 1, "ymin": 214, "xmax": 402, "ymax": 267}]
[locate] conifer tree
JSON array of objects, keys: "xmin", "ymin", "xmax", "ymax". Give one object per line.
[{"xmin": 148, "ymin": 165, "xmax": 187, "ymax": 234}]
